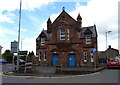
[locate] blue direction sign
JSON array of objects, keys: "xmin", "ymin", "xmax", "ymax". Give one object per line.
[{"xmin": 92, "ymin": 48, "xmax": 97, "ymax": 53}]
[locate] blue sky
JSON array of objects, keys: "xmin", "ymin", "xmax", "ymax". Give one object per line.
[{"xmin": 0, "ymin": 0, "xmax": 119, "ymax": 54}]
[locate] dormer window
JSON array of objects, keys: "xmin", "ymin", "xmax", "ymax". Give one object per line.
[
  {"xmin": 41, "ymin": 38, "xmax": 45, "ymax": 46},
  {"xmin": 86, "ymin": 35, "xmax": 91, "ymax": 44}
]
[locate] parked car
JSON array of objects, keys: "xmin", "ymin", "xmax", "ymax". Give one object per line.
[
  {"xmin": 115, "ymin": 56, "xmax": 120, "ymax": 61},
  {"xmin": 14, "ymin": 59, "xmax": 25, "ymax": 65},
  {"xmin": 0, "ymin": 59, "xmax": 7, "ymax": 64},
  {"xmin": 107, "ymin": 58, "xmax": 120, "ymax": 68}
]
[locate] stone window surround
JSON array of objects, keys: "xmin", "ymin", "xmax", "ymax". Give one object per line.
[{"xmin": 59, "ymin": 28, "xmax": 70, "ymax": 40}]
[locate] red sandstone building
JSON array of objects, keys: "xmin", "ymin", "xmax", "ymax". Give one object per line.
[{"xmin": 36, "ymin": 8, "xmax": 98, "ymax": 67}]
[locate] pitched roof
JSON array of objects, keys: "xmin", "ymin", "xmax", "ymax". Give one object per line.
[
  {"xmin": 52, "ymin": 9, "xmax": 76, "ymax": 25},
  {"xmin": 36, "ymin": 30, "xmax": 49, "ymax": 40},
  {"xmin": 42, "ymin": 30, "xmax": 49, "ymax": 38},
  {"xmin": 79, "ymin": 26, "xmax": 97, "ymax": 38}
]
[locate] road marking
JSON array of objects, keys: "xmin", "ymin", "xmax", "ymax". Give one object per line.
[
  {"xmin": 2, "ymin": 72, "xmax": 100, "ymax": 78},
  {"xmin": 0, "ymin": 72, "xmax": 3, "ymax": 76},
  {"xmin": 0, "ymin": 73, "xmax": 2, "ymax": 76}
]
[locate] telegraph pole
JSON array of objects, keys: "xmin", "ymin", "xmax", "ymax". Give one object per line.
[
  {"xmin": 16, "ymin": 0, "xmax": 22, "ymax": 72},
  {"xmin": 105, "ymin": 31, "xmax": 112, "ymax": 63}
]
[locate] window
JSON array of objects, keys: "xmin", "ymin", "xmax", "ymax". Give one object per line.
[
  {"xmin": 44, "ymin": 52, "xmax": 46, "ymax": 61},
  {"xmin": 86, "ymin": 35, "xmax": 91, "ymax": 44},
  {"xmin": 60, "ymin": 28, "xmax": 70, "ymax": 40},
  {"xmin": 39, "ymin": 52, "xmax": 41, "ymax": 61},
  {"xmin": 84, "ymin": 52, "xmax": 87, "ymax": 62},
  {"xmin": 60, "ymin": 28, "xmax": 66, "ymax": 40},
  {"xmin": 41, "ymin": 38, "xmax": 45, "ymax": 46},
  {"xmin": 67, "ymin": 29, "xmax": 70, "ymax": 40},
  {"xmin": 91, "ymin": 53, "xmax": 94, "ymax": 62}
]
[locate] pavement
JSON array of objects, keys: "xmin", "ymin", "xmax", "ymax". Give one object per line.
[{"xmin": 3, "ymin": 66, "xmax": 104, "ymax": 78}]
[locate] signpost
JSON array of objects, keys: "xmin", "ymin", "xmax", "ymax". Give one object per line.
[
  {"xmin": 19, "ymin": 51, "xmax": 28, "ymax": 73},
  {"xmin": 15, "ymin": 51, "xmax": 28, "ymax": 73},
  {"xmin": 91, "ymin": 48, "xmax": 97, "ymax": 69}
]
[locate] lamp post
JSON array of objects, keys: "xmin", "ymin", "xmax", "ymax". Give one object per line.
[
  {"xmin": 16, "ymin": 0, "xmax": 22, "ymax": 72},
  {"xmin": 105, "ymin": 31, "xmax": 112, "ymax": 61},
  {"xmin": 21, "ymin": 38, "xmax": 24, "ymax": 51}
]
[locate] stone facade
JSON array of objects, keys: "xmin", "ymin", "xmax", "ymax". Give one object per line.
[{"xmin": 36, "ymin": 9, "xmax": 98, "ymax": 67}]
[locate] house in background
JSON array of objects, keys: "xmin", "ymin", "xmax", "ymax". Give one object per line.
[
  {"xmin": 36, "ymin": 8, "xmax": 98, "ymax": 67},
  {"xmin": 98, "ymin": 45, "xmax": 119, "ymax": 63}
]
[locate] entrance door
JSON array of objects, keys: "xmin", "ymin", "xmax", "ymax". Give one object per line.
[
  {"xmin": 68, "ymin": 54, "xmax": 76, "ymax": 66},
  {"xmin": 52, "ymin": 54, "xmax": 59, "ymax": 66}
]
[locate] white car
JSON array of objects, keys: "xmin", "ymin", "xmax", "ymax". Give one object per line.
[{"xmin": 14, "ymin": 59, "xmax": 25, "ymax": 65}]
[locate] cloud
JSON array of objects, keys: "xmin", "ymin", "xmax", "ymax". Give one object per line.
[
  {"xmin": 0, "ymin": 13, "xmax": 14, "ymax": 23},
  {"xmin": 22, "ymin": 0, "xmax": 56, "ymax": 10},
  {"xmin": 21, "ymin": 36, "xmax": 37, "ymax": 54},
  {"xmin": 0, "ymin": 0, "xmax": 56, "ymax": 23},
  {"xmin": 21, "ymin": 28, "xmax": 27, "ymax": 32},
  {"xmin": 0, "ymin": 26, "xmax": 17, "ymax": 37}
]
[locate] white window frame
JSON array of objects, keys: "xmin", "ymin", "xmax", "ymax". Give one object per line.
[
  {"xmin": 39, "ymin": 52, "xmax": 41, "ymax": 61},
  {"xmin": 91, "ymin": 53, "xmax": 94, "ymax": 62},
  {"xmin": 84, "ymin": 52, "xmax": 87, "ymax": 62},
  {"xmin": 60, "ymin": 28, "xmax": 66, "ymax": 40},
  {"xmin": 67, "ymin": 29, "xmax": 70, "ymax": 40},
  {"xmin": 41, "ymin": 38, "xmax": 45, "ymax": 46},
  {"xmin": 86, "ymin": 35, "xmax": 91, "ymax": 44},
  {"xmin": 44, "ymin": 52, "xmax": 46, "ymax": 61}
]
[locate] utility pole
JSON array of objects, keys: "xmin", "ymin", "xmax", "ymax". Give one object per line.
[
  {"xmin": 105, "ymin": 31, "xmax": 112, "ymax": 62},
  {"xmin": 21, "ymin": 38, "xmax": 24, "ymax": 51},
  {"xmin": 16, "ymin": 0, "xmax": 22, "ymax": 72}
]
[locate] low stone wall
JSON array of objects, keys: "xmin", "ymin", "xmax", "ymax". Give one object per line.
[{"xmin": 56, "ymin": 67, "xmax": 104, "ymax": 75}]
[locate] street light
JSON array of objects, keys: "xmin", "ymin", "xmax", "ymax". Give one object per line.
[
  {"xmin": 105, "ymin": 31, "xmax": 112, "ymax": 61},
  {"xmin": 16, "ymin": 0, "xmax": 22, "ymax": 72}
]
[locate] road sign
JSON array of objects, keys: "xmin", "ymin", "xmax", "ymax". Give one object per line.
[
  {"xmin": 92, "ymin": 48, "xmax": 97, "ymax": 53},
  {"xmin": 18, "ymin": 51, "xmax": 28, "ymax": 55}
]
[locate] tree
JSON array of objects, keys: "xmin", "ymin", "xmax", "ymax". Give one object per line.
[
  {"xmin": 27, "ymin": 51, "xmax": 35, "ymax": 62},
  {"xmin": 2, "ymin": 50, "xmax": 13, "ymax": 63}
]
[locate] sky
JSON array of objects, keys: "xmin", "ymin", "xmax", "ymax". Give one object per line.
[{"xmin": 0, "ymin": 0, "xmax": 119, "ymax": 55}]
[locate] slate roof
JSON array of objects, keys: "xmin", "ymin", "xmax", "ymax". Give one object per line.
[
  {"xmin": 36, "ymin": 30, "xmax": 49, "ymax": 41},
  {"xmin": 42, "ymin": 30, "xmax": 49, "ymax": 39},
  {"xmin": 79, "ymin": 26, "xmax": 97, "ymax": 38},
  {"xmin": 37, "ymin": 26, "xmax": 97, "ymax": 40}
]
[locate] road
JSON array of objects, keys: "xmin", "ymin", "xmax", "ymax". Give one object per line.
[
  {"xmin": 1, "ymin": 64, "xmax": 120, "ymax": 83},
  {"xmin": 1, "ymin": 64, "xmax": 13, "ymax": 72}
]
